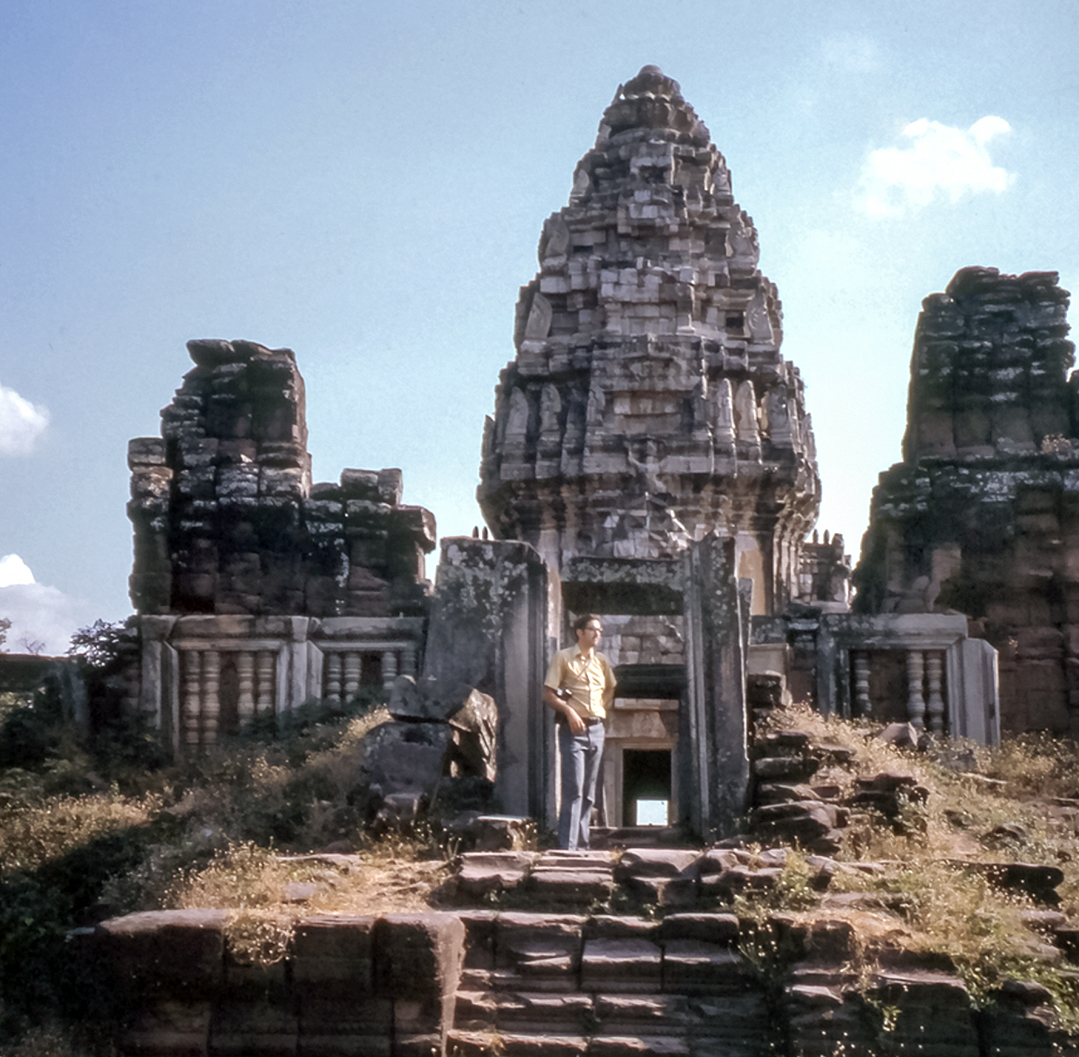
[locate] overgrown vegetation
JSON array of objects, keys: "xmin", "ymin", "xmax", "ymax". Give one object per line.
[
  {"xmin": 7, "ymin": 654, "xmax": 1079, "ymax": 1049},
  {"xmin": 743, "ymin": 702, "xmax": 1079, "ymax": 1029},
  {"xmin": 0, "ymin": 624, "xmax": 453, "ymax": 1054}
]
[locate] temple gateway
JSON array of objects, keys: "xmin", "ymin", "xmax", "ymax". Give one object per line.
[{"xmin": 125, "ymin": 67, "xmax": 1079, "ymax": 840}]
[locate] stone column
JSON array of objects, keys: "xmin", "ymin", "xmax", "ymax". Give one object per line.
[
  {"xmin": 182, "ymin": 650, "xmax": 203, "ymax": 754},
  {"xmin": 682, "ymin": 533, "xmax": 748, "ymax": 841},
  {"xmin": 237, "ymin": 652, "xmax": 255, "ymax": 724},
  {"xmin": 343, "ymin": 651, "xmax": 361, "ymax": 701},
  {"xmin": 926, "ymin": 651, "xmax": 945, "ymax": 735},
  {"xmin": 202, "ymin": 650, "xmax": 220, "ymax": 746},
  {"xmin": 852, "ymin": 650, "xmax": 871, "ymax": 717},
  {"xmin": 381, "ymin": 650, "xmax": 398, "ymax": 692},
  {"xmin": 256, "ymin": 650, "xmax": 275, "ymax": 716},
  {"xmin": 325, "ymin": 652, "xmax": 342, "ymax": 703},
  {"xmin": 906, "ymin": 650, "xmax": 926, "ymax": 730}
]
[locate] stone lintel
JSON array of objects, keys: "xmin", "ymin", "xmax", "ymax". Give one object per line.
[
  {"xmin": 562, "ymin": 556, "xmax": 683, "ymax": 616},
  {"xmin": 820, "ymin": 612, "xmax": 968, "ymax": 651}
]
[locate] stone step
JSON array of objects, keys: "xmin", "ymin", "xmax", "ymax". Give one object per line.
[
  {"xmin": 452, "ymin": 988, "xmax": 777, "ymax": 1047},
  {"xmin": 449, "ymin": 1030, "xmax": 705, "ymax": 1056},
  {"xmin": 590, "ymin": 827, "xmax": 691, "ymax": 849}
]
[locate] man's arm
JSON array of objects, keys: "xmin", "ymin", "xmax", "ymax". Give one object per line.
[
  {"xmin": 600, "ymin": 653, "xmax": 617, "ymax": 709},
  {"xmin": 543, "ymin": 684, "xmax": 586, "ymax": 734}
]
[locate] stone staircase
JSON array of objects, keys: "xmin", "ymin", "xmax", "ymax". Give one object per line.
[{"xmin": 448, "ymin": 910, "xmax": 773, "ymax": 1057}]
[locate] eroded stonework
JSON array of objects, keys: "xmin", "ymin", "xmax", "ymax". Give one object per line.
[
  {"xmin": 854, "ymin": 267, "xmax": 1079, "ymax": 733},
  {"xmin": 128, "ymin": 339, "xmax": 435, "ymax": 619},
  {"xmin": 477, "ymin": 66, "xmax": 820, "ymax": 618}
]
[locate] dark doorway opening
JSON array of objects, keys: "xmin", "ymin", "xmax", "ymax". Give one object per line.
[{"xmin": 622, "ymin": 748, "xmax": 672, "ymax": 826}]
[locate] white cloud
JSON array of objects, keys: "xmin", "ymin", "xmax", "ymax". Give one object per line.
[
  {"xmin": 0, "ymin": 553, "xmax": 35, "ymax": 587},
  {"xmin": 0, "ymin": 555, "xmax": 93, "ymax": 654},
  {"xmin": 0, "ymin": 381, "xmax": 50, "ymax": 455},
  {"xmin": 0, "ymin": 583, "xmax": 94, "ymax": 655},
  {"xmin": 856, "ymin": 116, "xmax": 1014, "ymax": 217}
]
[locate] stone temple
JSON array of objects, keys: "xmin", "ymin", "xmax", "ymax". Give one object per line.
[
  {"xmin": 478, "ymin": 65, "xmax": 820, "ymax": 618},
  {"xmin": 120, "ymin": 67, "xmax": 1030, "ymax": 841},
  {"xmin": 854, "ymin": 266, "xmax": 1079, "ymax": 735}
]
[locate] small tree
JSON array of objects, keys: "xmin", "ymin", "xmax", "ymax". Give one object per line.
[
  {"xmin": 0, "ymin": 616, "xmax": 10, "ymax": 651},
  {"xmin": 68, "ymin": 619, "xmax": 128, "ymax": 669}
]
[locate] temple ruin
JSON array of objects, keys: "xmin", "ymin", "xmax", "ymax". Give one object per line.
[
  {"xmin": 120, "ymin": 68, "xmax": 1026, "ymax": 843},
  {"xmin": 127, "ymin": 338, "xmax": 436, "ymax": 756},
  {"xmin": 854, "ymin": 266, "xmax": 1079, "ymax": 735}
]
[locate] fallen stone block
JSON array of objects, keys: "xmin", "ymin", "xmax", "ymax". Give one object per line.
[
  {"xmin": 456, "ymin": 851, "xmax": 537, "ymax": 898},
  {"xmin": 615, "ymin": 848, "xmax": 701, "ymax": 879}
]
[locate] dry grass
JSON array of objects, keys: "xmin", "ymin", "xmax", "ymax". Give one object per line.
[
  {"xmin": 0, "ymin": 791, "xmax": 161, "ymax": 877},
  {"xmin": 750, "ymin": 701, "xmax": 1079, "ymax": 1018},
  {"xmin": 166, "ymin": 839, "xmax": 450, "ymax": 917}
]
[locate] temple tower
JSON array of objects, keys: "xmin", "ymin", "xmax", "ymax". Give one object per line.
[{"xmin": 477, "ymin": 66, "xmax": 820, "ymax": 617}]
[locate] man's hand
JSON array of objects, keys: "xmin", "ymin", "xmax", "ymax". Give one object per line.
[{"xmin": 543, "ymin": 686, "xmax": 586, "ymax": 734}]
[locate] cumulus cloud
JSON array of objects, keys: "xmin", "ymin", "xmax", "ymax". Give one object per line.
[
  {"xmin": 0, "ymin": 381, "xmax": 50, "ymax": 455},
  {"xmin": 856, "ymin": 116, "xmax": 1014, "ymax": 217},
  {"xmin": 0, "ymin": 553, "xmax": 35, "ymax": 587},
  {"xmin": 0, "ymin": 555, "xmax": 94, "ymax": 655}
]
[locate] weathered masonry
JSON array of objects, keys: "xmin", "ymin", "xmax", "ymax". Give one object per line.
[
  {"xmin": 855, "ymin": 267, "xmax": 1079, "ymax": 735},
  {"xmin": 127, "ymin": 338, "xmax": 435, "ymax": 755},
  {"xmin": 123, "ymin": 70, "xmax": 1010, "ymax": 845}
]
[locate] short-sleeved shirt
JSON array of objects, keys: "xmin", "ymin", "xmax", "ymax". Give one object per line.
[{"xmin": 544, "ymin": 644, "xmax": 616, "ymax": 721}]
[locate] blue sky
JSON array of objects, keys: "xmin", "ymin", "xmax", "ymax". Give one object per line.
[{"xmin": 2, "ymin": 0, "xmax": 1077, "ymax": 651}]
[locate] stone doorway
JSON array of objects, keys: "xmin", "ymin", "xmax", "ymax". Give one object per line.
[{"xmin": 621, "ymin": 747, "xmax": 673, "ymax": 826}]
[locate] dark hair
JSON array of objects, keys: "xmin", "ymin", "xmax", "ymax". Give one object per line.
[{"xmin": 572, "ymin": 613, "xmax": 603, "ymax": 632}]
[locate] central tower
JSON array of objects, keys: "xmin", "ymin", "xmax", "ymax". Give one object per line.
[{"xmin": 478, "ymin": 66, "xmax": 819, "ymax": 616}]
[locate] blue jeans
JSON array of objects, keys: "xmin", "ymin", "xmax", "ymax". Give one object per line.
[{"xmin": 557, "ymin": 718, "xmax": 605, "ymax": 850}]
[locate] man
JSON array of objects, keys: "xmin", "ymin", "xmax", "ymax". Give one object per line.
[{"xmin": 543, "ymin": 613, "xmax": 616, "ymax": 850}]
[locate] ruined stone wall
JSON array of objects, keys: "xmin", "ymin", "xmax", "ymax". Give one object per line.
[
  {"xmin": 478, "ymin": 67, "xmax": 820, "ymax": 617},
  {"xmin": 128, "ymin": 339, "xmax": 435, "ymax": 619},
  {"xmin": 84, "ymin": 906, "xmax": 1075, "ymax": 1056},
  {"xmin": 854, "ymin": 267, "xmax": 1079, "ymax": 733}
]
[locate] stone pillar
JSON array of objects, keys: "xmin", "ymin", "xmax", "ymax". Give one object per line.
[
  {"xmin": 906, "ymin": 650, "xmax": 926, "ymax": 730},
  {"xmin": 257, "ymin": 650, "xmax": 275, "ymax": 715},
  {"xmin": 682, "ymin": 533, "xmax": 748, "ymax": 841},
  {"xmin": 423, "ymin": 538, "xmax": 551, "ymax": 820},
  {"xmin": 182, "ymin": 650, "xmax": 203, "ymax": 754},
  {"xmin": 381, "ymin": 650, "xmax": 399, "ymax": 692},
  {"xmin": 852, "ymin": 651, "xmax": 871, "ymax": 717},
  {"xmin": 926, "ymin": 652, "xmax": 945, "ymax": 735},
  {"xmin": 946, "ymin": 638, "xmax": 1001, "ymax": 745},
  {"xmin": 343, "ymin": 651, "xmax": 361, "ymax": 700},
  {"xmin": 237, "ymin": 652, "xmax": 255, "ymax": 724},
  {"xmin": 325, "ymin": 653, "xmax": 342, "ymax": 703},
  {"xmin": 202, "ymin": 650, "xmax": 220, "ymax": 746}
]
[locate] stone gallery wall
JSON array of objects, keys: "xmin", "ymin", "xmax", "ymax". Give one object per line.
[
  {"xmin": 855, "ymin": 267, "xmax": 1079, "ymax": 733},
  {"xmin": 478, "ymin": 66, "xmax": 820, "ymax": 617},
  {"xmin": 128, "ymin": 339, "xmax": 436, "ymax": 619}
]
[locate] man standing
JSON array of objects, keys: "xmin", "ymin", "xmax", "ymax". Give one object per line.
[{"xmin": 543, "ymin": 614, "xmax": 616, "ymax": 850}]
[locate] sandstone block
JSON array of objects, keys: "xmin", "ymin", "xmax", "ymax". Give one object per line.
[{"xmin": 98, "ymin": 909, "xmax": 228, "ymax": 998}]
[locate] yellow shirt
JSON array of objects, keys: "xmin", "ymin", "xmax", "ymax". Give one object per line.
[{"xmin": 544, "ymin": 644, "xmax": 616, "ymax": 721}]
